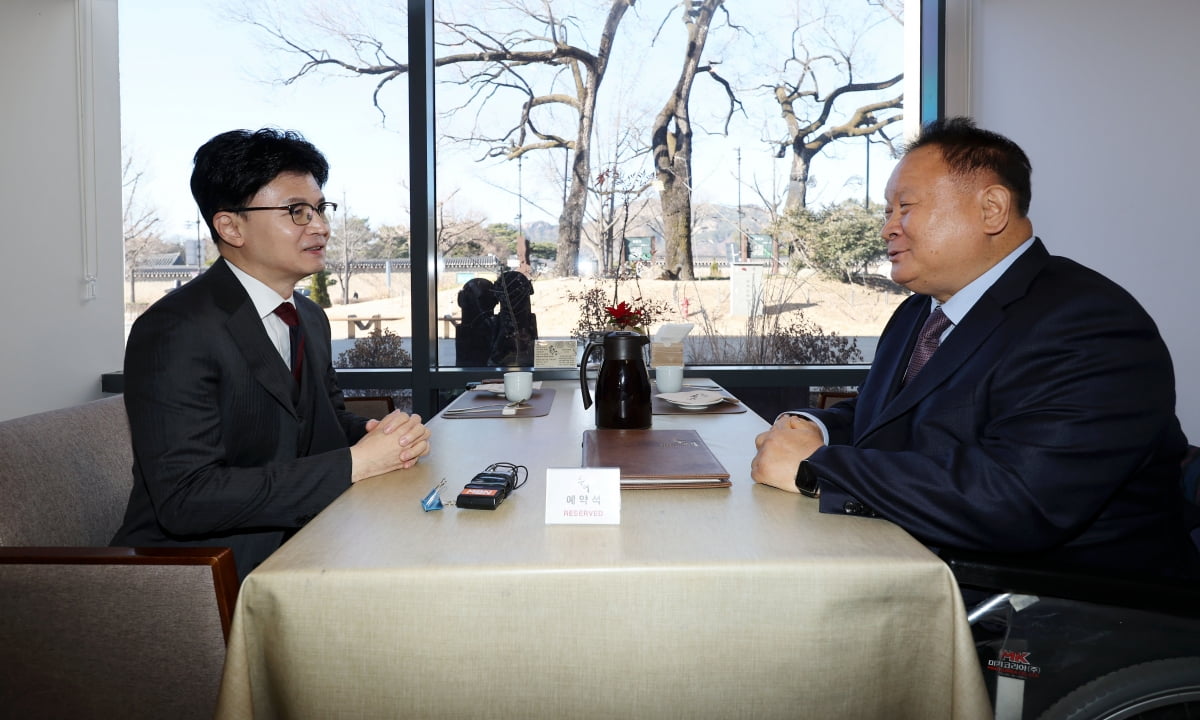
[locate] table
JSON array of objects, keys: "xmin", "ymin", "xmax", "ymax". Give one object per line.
[
  {"xmin": 215, "ymin": 380, "xmax": 990, "ymax": 719},
  {"xmin": 327, "ymin": 313, "xmax": 404, "ymax": 338}
]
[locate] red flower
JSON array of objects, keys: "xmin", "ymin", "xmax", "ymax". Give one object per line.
[{"xmin": 604, "ymin": 301, "xmax": 646, "ymax": 328}]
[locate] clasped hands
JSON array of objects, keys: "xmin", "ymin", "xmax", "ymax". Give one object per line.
[
  {"xmin": 750, "ymin": 414, "xmax": 825, "ymax": 493},
  {"xmin": 351, "ymin": 411, "xmax": 432, "ymax": 482}
]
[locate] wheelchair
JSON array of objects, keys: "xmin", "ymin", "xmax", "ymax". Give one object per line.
[{"xmin": 946, "ymin": 550, "xmax": 1200, "ymax": 720}]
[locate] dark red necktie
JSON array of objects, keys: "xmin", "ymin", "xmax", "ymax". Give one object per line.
[
  {"xmin": 903, "ymin": 307, "xmax": 952, "ymax": 385},
  {"xmin": 273, "ymin": 302, "xmax": 305, "ymax": 383}
]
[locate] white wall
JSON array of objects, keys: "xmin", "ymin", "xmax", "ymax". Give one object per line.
[
  {"xmin": 945, "ymin": 0, "xmax": 1200, "ymax": 440},
  {"xmin": 0, "ymin": 0, "xmax": 124, "ymax": 421}
]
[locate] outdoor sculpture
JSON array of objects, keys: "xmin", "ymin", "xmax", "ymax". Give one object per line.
[
  {"xmin": 453, "ymin": 278, "xmax": 498, "ymax": 367},
  {"xmin": 488, "ymin": 270, "xmax": 538, "ymax": 367}
]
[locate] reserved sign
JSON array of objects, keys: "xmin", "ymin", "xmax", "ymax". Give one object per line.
[{"xmin": 544, "ymin": 467, "xmax": 621, "ymax": 524}]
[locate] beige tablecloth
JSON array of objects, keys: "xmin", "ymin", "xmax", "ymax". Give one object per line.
[{"xmin": 216, "ymin": 381, "xmax": 990, "ymax": 719}]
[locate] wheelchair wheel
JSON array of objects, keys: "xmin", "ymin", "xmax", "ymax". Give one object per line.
[{"xmin": 1036, "ymin": 657, "xmax": 1200, "ymax": 720}]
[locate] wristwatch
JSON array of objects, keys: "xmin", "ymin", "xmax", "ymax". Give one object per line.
[{"xmin": 794, "ymin": 461, "xmax": 820, "ymax": 498}]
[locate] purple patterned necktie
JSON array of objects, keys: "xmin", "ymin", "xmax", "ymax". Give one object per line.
[
  {"xmin": 903, "ymin": 307, "xmax": 952, "ymax": 385},
  {"xmin": 273, "ymin": 302, "xmax": 305, "ymax": 384}
]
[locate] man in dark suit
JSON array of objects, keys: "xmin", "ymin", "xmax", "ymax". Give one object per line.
[
  {"xmin": 112, "ymin": 129, "xmax": 431, "ymax": 580},
  {"xmin": 751, "ymin": 117, "xmax": 1198, "ymax": 578}
]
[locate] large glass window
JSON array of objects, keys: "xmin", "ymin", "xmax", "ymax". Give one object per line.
[
  {"xmin": 120, "ymin": 0, "xmax": 916, "ymax": 417},
  {"xmin": 428, "ymin": 0, "xmax": 908, "ymax": 374},
  {"xmin": 119, "ymin": 0, "xmax": 414, "ymax": 405}
]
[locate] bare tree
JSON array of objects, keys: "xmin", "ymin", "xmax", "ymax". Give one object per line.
[
  {"xmin": 592, "ymin": 166, "xmax": 655, "ymax": 275},
  {"xmin": 237, "ymin": 0, "xmax": 903, "ymax": 279},
  {"xmin": 769, "ymin": 2, "xmax": 904, "ymax": 213},
  {"xmin": 650, "ymin": 0, "xmax": 736, "ymax": 281},
  {"xmin": 438, "ymin": 1, "xmax": 635, "ymax": 276},
  {"xmin": 583, "ymin": 115, "xmax": 656, "ymax": 276},
  {"xmin": 872, "ymin": 0, "xmax": 905, "ymax": 24},
  {"xmin": 436, "ymin": 197, "xmax": 489, "ymax": 258},
  {"xmin": 747, "ymin": 165, "xmax": 789, "ymax": 273},
  {"xmin": 239, "ymin": 0, "xmax": 634, "ymax": 277},
  {"xmin": 329, "ymin": 213, "xmax": 376, "ymax": 304},
  {"xmin": 122, "ymin": 151, "xmax": 165, "ymax": 305},
  {"xmin": 371, "ymin": 223, "xmax": 411, "ymax": 259}
]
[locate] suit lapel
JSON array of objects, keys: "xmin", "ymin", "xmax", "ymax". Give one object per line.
[
  {"xmin": 859, "ymin": 239, "xmax": 1051, "ymax": 439},
  {"xmin": 209, "ymin": 259, "xmax": 300, "ymax": 417},
  {"xmin": 294, "ymin": 295, "xmax": 318, "ymax": 447},
  {"xmin": 293, "ymin": 295, "xmax": 324, "ymax": 388},
  {"xmin": 855, "ymin": 295, "xmax": 927, "ymax": 428},
  {"xmin": 864, "ymin": 294, "xmax": 926, "ymax": 410},
  {"xmin": 876, "ymin": 298, "xmax": 1004, "ymax": 426},
  {"xmin": 293, "ymin": 294, "xmax": 340, "ymax": 453}
]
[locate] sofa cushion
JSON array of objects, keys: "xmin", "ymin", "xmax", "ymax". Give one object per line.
[
  {"xmin": 0, "ymin": 560, "xmax": 225, "ymax": 720},
  {"xmin": 0, "ymin": 396, "xmax": 131, "ymax": 546}
]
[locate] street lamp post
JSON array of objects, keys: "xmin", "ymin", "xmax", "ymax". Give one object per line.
[
  {"xmin": 196, "ymin": 212, "xmax": 202, "ymax": 272},
  {"xmin": 737, "ymin": 147, "xmax": 747, "ymax": 262},
  {"xmin": 863, "ymin": 133, "xmax": 874, "ymax": 208},
  {"xmin": 186, "ymin": 213, "xmax": 203, "ymax": 276}
]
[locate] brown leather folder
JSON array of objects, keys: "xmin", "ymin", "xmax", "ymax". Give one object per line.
[{"xmin": 581, "ymin": 428, "xmax": 732, "ymax": 489}]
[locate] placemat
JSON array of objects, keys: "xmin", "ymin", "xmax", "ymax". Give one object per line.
[
  {"xmin": 651, "ymin": 393, "xmax": 747, "ymax": 415},
  {"xmin": 441, "ymin": 389, "xmax": 556, "ymax": 419}
]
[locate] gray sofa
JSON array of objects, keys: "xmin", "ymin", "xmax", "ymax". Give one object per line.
[{"xmin": 0, "ymin": 395, "xmax": 238, "ymax": 720}]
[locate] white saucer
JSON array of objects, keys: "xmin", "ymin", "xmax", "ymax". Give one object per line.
[
  {"xmin": 475, "ymin": 381, "xmax": 543, "ymax": 396},
  {"xmin": 657, "ymin": 390, "xmax": 725, "ymax": 410}
]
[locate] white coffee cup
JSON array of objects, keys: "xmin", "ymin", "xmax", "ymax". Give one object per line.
[
  {"xmin": 503, "ymin": 371, "xmax": 533, "ymax": 402},
  {"xmin": 656, "ymin": 365, "xmax": 684, "ymax": 393}
]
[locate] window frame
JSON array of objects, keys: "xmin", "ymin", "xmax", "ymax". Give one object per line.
[
  {"xmin": 105, "ymin": 0, "xmax": 942, "ymax": 417},
  {"xmin": 390, "ymin": 0, "xmax": 942, "ymax": 418}
]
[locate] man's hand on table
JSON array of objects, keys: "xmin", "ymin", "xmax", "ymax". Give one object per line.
[
  {"xmin": 351, "ymin": 411, "xmax": 432, "ymax": 482},
  {"xmin": 751, "ymin": 414, "xmax": 825, "ymax": 493}
]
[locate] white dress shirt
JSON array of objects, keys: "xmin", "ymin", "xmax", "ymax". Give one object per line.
[{"xmin": 225, "ymin": 260, "xmax": 296, "ymax": 370}]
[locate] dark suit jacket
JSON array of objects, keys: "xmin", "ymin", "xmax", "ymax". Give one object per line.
[
  {"xmin": 804, "ymin": 239, "xmax": 1198, "ymax": 577},
  {"xmin": 112, "ymin": 258, "xmax": 369, "ymax": 580}
]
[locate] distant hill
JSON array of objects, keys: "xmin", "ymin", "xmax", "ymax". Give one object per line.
[
  {"xmin": 520, "ymin": 203, "xmax": 776, "ymax": 260},
  {"xmin": 524, "ymin": 220, "xmax": 557, "ymax": 246}
]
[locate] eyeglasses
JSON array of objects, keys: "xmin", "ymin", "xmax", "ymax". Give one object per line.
[{"xmin": 223, "ymin": 201, "xmax": 338, "ymax": 226}]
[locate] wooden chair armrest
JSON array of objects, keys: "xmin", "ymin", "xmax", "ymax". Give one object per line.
[{"xmin": 0, "ymin": 546, "xmax": 239, "ymax": 641}]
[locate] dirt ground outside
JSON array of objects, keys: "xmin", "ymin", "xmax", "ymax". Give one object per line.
[
  {"xmin": 125, "ymin": 268, "xmax": 909, "ymax": 360},
  {"xmin": 318, "ymin": 269, "xmax": 908, "ymax": 344},
  {"xmin": 124, "ymin": 268, "xmax": 907, "ymax": 416}
]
